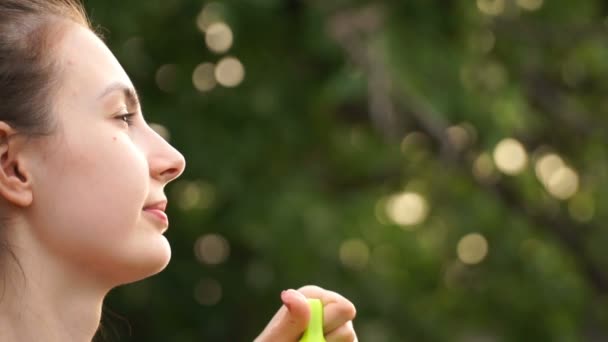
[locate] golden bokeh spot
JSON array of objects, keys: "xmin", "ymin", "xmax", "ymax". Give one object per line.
[
  {"xmin": 473, "ymin": 152, "xmax": 496, "ymax": 182},
  {"xmin": 516, "ymin": 0, "xmax": 543, "ymax": 11},
  {"xmin": 457, "ymin": 233, "xmax": 489, "ymax": 265},
  {"xmin": 120, "ymin": 36, "xmax": 147, "ymax": 69},
  {"xmin": 172, "ymin": 180, "xmax": 216, "ymax": 211},
  {"xmin": 519, "ymin": 238, "xmax": 540, "ymax": 258},
  {"xmin": 149, "ymin": 123, "xmax": 171, "ymax": 142},
  {"xmin": 194, "ymin": 277, "xmax": 222, "ymax": 306},
  {"xmin": 535, "ymin": 153, "xmax": 564, "ymax": 186},
  {"xmin": 194, "ymin": 233, "xmax": 230, "ymax": 265},
  {"xmin": 370, "ymin": 244, "xmax": 398, "ymax": 276},
  {"xmin": 215, "ymin": 57, "xmax": 245, "ymax": 87},
  {"xmin": 176, "ymin": 181, "xmax": 201, "ymax": 210},
  {"xmin": 358, "ymin": 321, "xmax": 392, "ymax": 342},
  {"xmin": 339, "ymin": 239, "xmax": 370, "ymax": 270},
  {"xmin": 192, "ymin": 62, "xmax": 217, "ymax": 92},
  {"xmin": 561, "ymin": 60, "xmax": 586, "ymax": 87},
  {"xmin": 205, "ymin": 22, "xmax": 233, "ymax": 54},
  {"xmin": 246, "ymin": 261, "xmax": 275, "ymax": 290},
  {"xmin": 122, "ymin": 36, "xmax": 144, "ymax": 52},
  {"xmin": 479, "ymin": 61, "xmax": 507, "ymax": 91},
  {"xmin": 197, "ymin": 182, "xmax": 216, "ymax": 209},
  {"xmin": 459, "ymin": 65, "xmax": 475, "ymax": 90},
  {"xmin": 546, "ymin": 166, "xmax": 579, "ymax": 200},
  {"xmin": 196, "ymin": 2, "xmax": 225, "ymax": 33},
  {"xmin": 493, "ymin": 138, "xmax": 528, "ymax": 175},
  {"xmin": 155, "ymin": 64, "xmax": 177, "ymax": 93},
  {"xmin": 460, "ymin": 122, "xmax": 478, "ymax": 145},
  {"xmin": 446, "ymin": 125, "xmax": 470, "ymax": 151},
  {"xmin": 385, "ymin": 192, "xmax": 429, "ymax": 228},
  {"xmin": 477, "ymin": 0, "xmax": 505, "ymax": 16},
  {"xmin": 568, "ymin": 193, "xmax": 595, "ymax": 223},
  {"xmin": 349, "ymin": 127, "xmax": 364, "ymax": 148},
  {"xmin": 400, "ymin": 131, "xmax": 429, "ymax": 155},
  {"xmin": 444, "ymin": 260, "xmax": 466, "ymax": 290},
  {"xmin": 469, "ymin": 30, "xmax": 495, "ymax": 54}
]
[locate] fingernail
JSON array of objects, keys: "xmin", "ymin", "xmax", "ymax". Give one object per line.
[{"xmin": 281, "ymin": 290, "xmax": 293, "ymax": 310}]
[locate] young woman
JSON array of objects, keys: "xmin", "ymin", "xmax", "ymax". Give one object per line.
[{"xmin": 0, "ymin": 1, "xmax": 357, "ymax": 341}]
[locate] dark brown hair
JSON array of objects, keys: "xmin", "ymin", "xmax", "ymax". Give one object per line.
[
  {"xmin": 0, "ymin": 2, "xmax": 115, "ymax": 339},
  {"xmin": 0, "ymin": 0, "xmax": 93, "ymax": 308},
  {"xmin": 0, "ymin": 0, "xmax": 91, "ymax": 136}
]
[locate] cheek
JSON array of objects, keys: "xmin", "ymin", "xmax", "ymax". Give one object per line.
[
  {"xmin": 30, "ymin": 131, "xmax": 150, "ymax": 268},
  {"xmin": 59, "ymin": 133, "xmax": 147, "ymax": 221}
]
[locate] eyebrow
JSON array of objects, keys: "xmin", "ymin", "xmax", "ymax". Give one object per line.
[{"xmin": 97, "ymin": 82, "xmax": 141, "ymax": 108}]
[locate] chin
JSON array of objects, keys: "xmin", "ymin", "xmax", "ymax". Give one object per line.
[{"xmin": 114, "ymin": 238, "xmax": 172, "ymax": 286}]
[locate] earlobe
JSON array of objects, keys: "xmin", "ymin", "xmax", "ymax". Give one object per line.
[{"xmin": 0, "ymin": 122, "xmax": 33, "ymax": 208}]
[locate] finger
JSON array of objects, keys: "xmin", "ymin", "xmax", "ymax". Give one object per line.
[
  {"xmin": 325, "ymin": 321, "xmax": 358, "ymax": 342},
  {"xmin": 255, "ymin": 289, "xmax": 310, "ymax": 342},
  {"xmin": 321, "ymin": 299, "xmax": 357, "ymax": 333},
  {"xmin": 296, "ymin": 286, "xmax": 357, "ymax": 333}
]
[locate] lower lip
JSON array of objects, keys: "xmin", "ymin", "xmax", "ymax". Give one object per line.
[{"xmin": 144, "ymin": 209, "xmax": 169, "ymax": 227}]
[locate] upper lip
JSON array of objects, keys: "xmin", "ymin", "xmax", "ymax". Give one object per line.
[{"xmin": 143, "ymin": 200, "xmax": 167, "ymax": 212}]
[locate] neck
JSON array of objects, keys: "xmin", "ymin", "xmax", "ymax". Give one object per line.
[
  {"xmin": 0, "ymin": 227, "xmax": 110, "ymax": 342},
  {"xmin": 0, "ymin": 284, "xmax": 105, "ymax": 342}
]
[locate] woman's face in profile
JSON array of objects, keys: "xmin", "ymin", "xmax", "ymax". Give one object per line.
[{"xmin": 23, "ymin": 22, "xmax": 185, "ymax": 285}]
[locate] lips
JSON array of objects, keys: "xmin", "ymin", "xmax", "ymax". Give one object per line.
[
  {"xmin": 143, "ymin": 200, "xmax": 169, "ymax": 227},
  {"xmin": 143, "ymin": 200, "xmax": 167, "ymax": 212}
]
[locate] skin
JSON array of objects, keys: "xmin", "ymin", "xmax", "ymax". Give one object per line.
[
  {"xmin": 0, "ymin": 21, "xmax": 357, "ymax": 342},
  {"xmin": 256, "ymin": 286, "xmax": 358, "ymax": 342}
]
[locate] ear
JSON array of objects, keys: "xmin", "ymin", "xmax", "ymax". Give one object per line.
[{"xmin": 0, "ymin": 122, "xmax": 33, "ymax": 207}]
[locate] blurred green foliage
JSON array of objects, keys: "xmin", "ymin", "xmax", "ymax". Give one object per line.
[{"xmin": 88, "ymin": 0, "xmax": 608, "ymax": 341}]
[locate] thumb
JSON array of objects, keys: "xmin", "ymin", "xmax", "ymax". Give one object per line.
[{"xmin": 256, "ymin": 289, "xmax": 311, "ymax": 342}]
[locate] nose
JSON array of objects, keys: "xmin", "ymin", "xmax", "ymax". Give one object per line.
[{"xmin": 146, "ymin": 126, "xmax": 186, "ymax": 184}]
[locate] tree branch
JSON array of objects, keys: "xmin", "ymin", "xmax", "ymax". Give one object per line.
[{"xmin": 325, "ymin": 5, "xmax": 608, "ymax": 295}]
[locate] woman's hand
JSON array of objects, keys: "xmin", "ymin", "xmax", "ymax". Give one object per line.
[{"xmin": 255, "ymin": 285, "xmax": 357, "ymax": 342}]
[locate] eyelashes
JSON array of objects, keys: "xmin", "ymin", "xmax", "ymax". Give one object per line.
[{"xmin": 116, "ymin": 113, "xmax": 136, "ymax": 126}]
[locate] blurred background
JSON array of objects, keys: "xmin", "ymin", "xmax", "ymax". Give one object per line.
[{"xmin": 88, "ymin": 0, "xmax": 608, "ymax": 341}]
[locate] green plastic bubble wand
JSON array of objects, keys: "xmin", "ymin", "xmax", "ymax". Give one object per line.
[{"xmin": 298, "ymin": 299, "xmax": 326, "ymax": 342}]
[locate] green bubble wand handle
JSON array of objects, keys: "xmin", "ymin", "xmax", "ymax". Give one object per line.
[{"xmin": 298, "ymin": 299, "xmax": 326, "ymax": 342}]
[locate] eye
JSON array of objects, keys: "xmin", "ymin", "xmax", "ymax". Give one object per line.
[{"xmin": 116, "ymin": 113, "xmax": 135, "ymax": 126}]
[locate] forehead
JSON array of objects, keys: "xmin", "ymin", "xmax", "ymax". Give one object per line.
[{"xmin": 53, "ymin": 23, "xmax": 133, "ymax": 107}]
